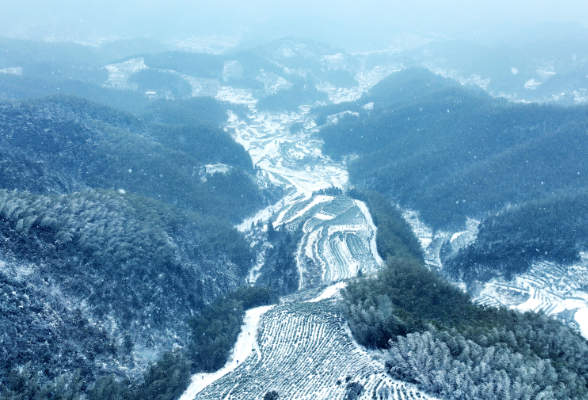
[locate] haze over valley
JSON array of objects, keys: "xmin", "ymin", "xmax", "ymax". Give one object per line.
[{"xmin": 1, "ymin": 2, "xmax": 588, "ymax": 399}]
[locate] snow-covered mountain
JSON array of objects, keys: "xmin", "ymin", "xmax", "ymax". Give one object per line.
[{"xmin": 2, "ymin": 34, "xmax": 588, "ymax": 400}]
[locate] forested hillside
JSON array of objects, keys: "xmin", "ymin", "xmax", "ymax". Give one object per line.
[
  {"xmin": 2, "ymin": 33, "xmax": 588, "ymax": 400},
  {"xmin": 393, "ymin": 23, "xmax": 588, "ymax": 104},
  {"xmin": 0, "ymin": 92, "xmax": 267, "ymax": 396},
  {"xmin": 446, "ymin": 190, "xmax": 588, "ymax": 282},
  {"xmin": 343, "ymin": 190, "xmax": 588, "ymax": 400},
  {"xmin": 319, "ymin": 68, "xmax": 588, "ymax": 281},
  {"xmin": 0, "ymin": 95, "xmax": 262, "ymax": 220}
]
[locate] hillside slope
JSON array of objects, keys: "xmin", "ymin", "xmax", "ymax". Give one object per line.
[{"xmin": 0, "ymin": 94, "xmax": 264, "ymax": 390}]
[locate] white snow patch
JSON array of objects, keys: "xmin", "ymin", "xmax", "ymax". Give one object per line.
[
  {"xmin": 575, "ymin": 308, "xmax": 588, "ymax": 338},
  {"xmin": 426, "ymin": 66, "xmax": 491, "ymax": 90},
  {"xmin": 362, "ymin": 102, "xmax": 374, "ymax": 110},
  {"xmin": 574, "ymin": 89, "xmax": 588, "ymax": 103},
  {"xmin": 354, "ymin": 199, "xmax": 385, "ymax": 266},
  {"xmin": 402, "ymin": 209, "xmax": 433, "ymax": 249},
  {"xmin": 280, "ymin": 195, "xmax": 333, "ymax": 226},
  {"xmin": 256, "ymin": 71, "xmax": 291, "ymax": 95},
  {"xmin": 472, "ymin": 254, "xmax": 588, "ymax": 338},
  {"xmin": 307, "ymin": 282, "xmax": 347, "ymax": 303},
  {"xmin": 173, "ymin": 35, "xmax": 241, "ymax": 54},
  {"xmin": 183, "ymin": 77, "xmax": 220, "ymax": 97},
  {"xmin": 314, "ymin": 212, "xmax": 335, "ymax": 220},
  {"xmin": 316, "ymin": 64, "xmax": 401, "ymax": 104},
  {"xmin": 537, "ymin": 63, "xmax": 556, "ymax": 80},
  {"xmin": 215, "ymin": 87, "xmax": 257, "ymax": 106},
  {"xmin": 450, "ymin": 231, "xmax": 465, "ymax": 242},
  {"xmin": 326, "ymin": 110, "xmax": 359, "ymax": 125},
  {"xmin": 0, "ymin": 67, "xmax": 22, "ymax": 76},
  {"xmin": 524, "ymin": 78, "xmax": 541, "ymax": 90},
  {"xmin": 104, "ymin": 58, "xmax": 147, "ymax": 90},
  {"xmin": 204, "ymin": 163, "xmax": 231, "ymax": 175}
]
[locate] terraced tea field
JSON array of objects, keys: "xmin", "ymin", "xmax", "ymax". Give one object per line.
[
  {"xmin": 189, "ymin": 297, "xmax": 435, "ymax": 400},
  {"xmin": 180, "ymin": 64, "xmax": 418, "ymax": 399}
]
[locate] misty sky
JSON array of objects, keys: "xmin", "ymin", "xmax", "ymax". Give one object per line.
[{"xmin": 1, "ymin": 0, "xmax": 587, "ymax": 51}]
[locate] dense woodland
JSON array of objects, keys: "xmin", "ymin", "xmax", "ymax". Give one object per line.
[
  {"xmin": 319, "ymin": 68, "xmax": 588, "ymax": 229},
  {"xmin": 0, "ymin": 95, "xmax": 263, "ymax": 221},
  {"xmin": 320, "ymin": 67, "xmax": 588, "ymax": 281},
  {"xmin": 2, "ymin": 35, "xmax": 588, "ymax": 399},
  {"xmin": 0, "ymin": 86, "xmax": 267, "ymax": 396},
  {"xmin": 343, "ymin": 190, "xmax": 588, "ymax": 399},
  {"xmin": 446, "ymin": 190, "xmax": 588, "ymax": 282},
  {"xmin": 255, "ymin": 224, "xmax": 301, "ymax": 296}
]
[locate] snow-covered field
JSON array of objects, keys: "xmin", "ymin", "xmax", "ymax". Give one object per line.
[
  {"xmin": 103, "ymin": 58, "xmax": 147, "ymax": 90},
  {"xmin": 179, "ymin": 305, "xmax": 274, "ymax": 400},
  {"xmin": 227, "ymin": 100, "xmax": 384, "ymax": 291},
  {"xmin": 476, "ymin": 256, "xmax": 588, "ymax": 336},
  {"xmin": 180, "ymin": 62, "xmax": 405, "ymax": 399},
  {"xmin": 192, "ymin": 298, "xmax": 436, "ymax": 400}
]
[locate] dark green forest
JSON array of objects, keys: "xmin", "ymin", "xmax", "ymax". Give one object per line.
[
  {"xmin": 0, "ymin": 78, "xmax": 267, "ymax": 397},
  {"xmin": 319, "ymin": 67, "xmax": 588, "ymax": 283},
  {"xmin": 319, "ymin": 68, "xmax": 588, "ymax": 229},
  {"xmin": 343, "ymin": 190, "xmax": 588, "ymax": 399},
  {"xmin": 255, "ymin": 224, "xmax": 301, "ymax": 296},
  {"xmin": 0, "ymin": 94, "xmax": 263, "ymax": 221},
  {"xmin": 446, "ymin": 190, "xmax": 588, "ymax": 282}
]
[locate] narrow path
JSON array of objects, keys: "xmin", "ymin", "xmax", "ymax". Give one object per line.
[{"xmin": 179, "ymin": 305, "xmax": 274, "ymax": 400}]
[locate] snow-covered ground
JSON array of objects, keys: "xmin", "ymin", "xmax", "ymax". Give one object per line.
[
  {"xmin": 475, "ymin": 256, "xmax": 588, "ymax": 336},
  {"xmin": 227, "ymin": 102, "xmax": 383, "ymax": 290},
  {"xmin": 0, "ymin": 67, "xmax": 22, "ymax": 76},
  {"xmin": 307, "ymin": 281, "xmax": 347, "ymax": 303},
  {"xmin": 103, "ymin": 58, "xmax": 147, "ymax": 90},
  {"xmin": 191, "ymin": 300, "xmax": 437, "ymax": 400},
  {"xmin": 404, "ymin": 211, "xmax": 588, "ymax": 339},
  {"xmin": 179, "ymin": 305, "xmax": 274, "ymax": 400},
  {"xmin": 181, "ymin": 62, "xmax": 403, "ymax": 400}
]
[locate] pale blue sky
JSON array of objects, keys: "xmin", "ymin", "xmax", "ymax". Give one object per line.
[{"xmin": 1, "ymin": 0, "xmax": 587, "ymax": 50}]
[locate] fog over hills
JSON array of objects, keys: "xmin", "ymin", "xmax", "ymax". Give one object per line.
[
  {"xmin": 2, "ymin": 0, "xmax": 588, "ymax": 50},
  {"xmin": 1, "ymin": 2, "xmax": 588, "ymax": 399}
]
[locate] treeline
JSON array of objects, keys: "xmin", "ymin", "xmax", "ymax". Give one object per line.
[
  {"xmin": 319, "ymin": 68, "xmax": 588, "ymax": 229},
  {"xmin": 188, "ymin": 286, "xmax": 277, "ymax": 372},
  {"xmin": 446, "ymin": 190, "xmax": 588, "ymax": 282},
  {"xmin": 342, "ymin": 194, "xmax": 588, "ymax": 399},
  {"xmin": 256, "ymin": 224, "xmax": 300, "ymax": 296},
  {"xmin": 0, "ymin": 95, "xmax": 263, "ymax": 222},
  {"xmin": 1, "ymin": 351, "xmax": 190, "ymax": 400}
]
